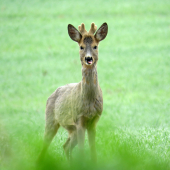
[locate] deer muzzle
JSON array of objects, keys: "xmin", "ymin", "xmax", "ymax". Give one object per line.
[{"xmin": 85, "ymin": 56, "xmax": 93, "ymax": 65}]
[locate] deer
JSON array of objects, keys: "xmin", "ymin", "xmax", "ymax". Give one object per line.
[{"xmin": 38, "ymin": 22, "xmax": 108, "ymax": 163}]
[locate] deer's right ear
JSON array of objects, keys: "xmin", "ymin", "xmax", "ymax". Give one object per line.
[
  {"xmin": 68, "ymin": 24, "xmax": 82, "ymax": 42},
  {"xmin": 94, "ymin": 23, "xmax": 108, "ymax": 42}
]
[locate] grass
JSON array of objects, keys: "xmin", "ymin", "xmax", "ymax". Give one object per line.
[{"xmin": 0, "ymin": 0, "xmax": 170, "ymax": 169}]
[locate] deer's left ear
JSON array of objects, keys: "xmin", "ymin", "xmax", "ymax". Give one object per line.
[
  {"xmin": 68, "ymin": 24, "xmax": 82, "ymax": 42},
  {"xmin": 95, "ymin": 23, "xmax": 108, "ymax": 42}
]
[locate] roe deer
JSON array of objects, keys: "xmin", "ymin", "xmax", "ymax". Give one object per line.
[{"xmin": 38, "ymin": 22, "xmax": 108, "ymax": 162}]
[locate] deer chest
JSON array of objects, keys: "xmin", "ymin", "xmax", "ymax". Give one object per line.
[{"xmin": 79, "ymin": 97, "xmax": 103, "ymax": 119}]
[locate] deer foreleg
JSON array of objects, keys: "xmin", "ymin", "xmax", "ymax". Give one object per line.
[
  {"xmin": 87, "ymin": 127, "xmax": 97, "ymax": 162},
  {"xmin": 77, "ymin": 126, "xmax": 85, "ymax": 152},
  {"xmin": 87, "ymin": 116, "xmax": 99, "ymax": 162},
  {"xmin": 76, "ymin": 117, "xmax": 86, "ymax": 156}
]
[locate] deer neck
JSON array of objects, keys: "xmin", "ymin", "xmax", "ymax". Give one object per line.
[{"xmin": 81, "ymin": 65, "xmax": 99, "ymax": 100}]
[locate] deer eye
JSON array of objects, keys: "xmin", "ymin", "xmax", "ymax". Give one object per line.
[
  {"xmin": 93, "ymin": 46, "xmax": 97, "ymax": 49},
  {"xmin": 80, "ymin": 46, "xmax": 84, "ymax": 50}
]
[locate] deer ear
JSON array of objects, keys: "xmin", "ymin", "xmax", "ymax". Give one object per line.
[
  {"xmin": 68, "ymin": 24, "xmax": 82, "ymax": 42},
  {"xmin": 95, "ymin": 23, "xmax": 108, "ymax": 42}
]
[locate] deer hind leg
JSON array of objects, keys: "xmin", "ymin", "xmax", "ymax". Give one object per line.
[
  {"xmin": 37, "ymin": 119, "xmax": 60, "ymax": 162},
  {"xmin": 63, "ymin": 125, "xmax": 77, "ymax": 160}
]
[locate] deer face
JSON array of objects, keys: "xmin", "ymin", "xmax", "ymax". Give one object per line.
[
  {"xmin": 68, "ymin": 23, "xmax": 108, "ymax": 67},
  {"xmin": 79, "ymin": 35, "xmax": 98, "ymax": 67}
]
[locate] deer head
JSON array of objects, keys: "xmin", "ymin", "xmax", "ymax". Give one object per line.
[{"xmin": 68, "ymin": 22, "xmax": 108, "ymax": 68}]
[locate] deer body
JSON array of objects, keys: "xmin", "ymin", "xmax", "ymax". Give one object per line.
[
  {"xmin": 38, "ymin": 22, "xmax": 108, "ymax": 162},
  {"xmin": 50, "ymin": 67, "xmax": 102, "ymax": 126}
]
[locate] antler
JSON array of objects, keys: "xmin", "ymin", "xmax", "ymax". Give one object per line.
[
  {"xmin": 78, "ymin": 22, "xmax": 97, "ymax": 35},
  {"xmin": 89, "ymin": 22, "xmax": 97, "ymax": 34},
  {"xmin": 78, "ymin": 23, "xmax": 88, "ymax": 35}
]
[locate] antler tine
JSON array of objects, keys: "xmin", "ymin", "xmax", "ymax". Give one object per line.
[
  {"xmin": 78, "ymin": 23, "xmax": 88, "ymax": 35},
  {"xmin": 89, "ymin": 22, "xmax": 97, "ymax": 34}
]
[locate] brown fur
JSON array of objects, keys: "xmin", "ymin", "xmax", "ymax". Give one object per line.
[{"xmin": 38, "ymin": 22, "xmax": 108, "ymax": 162}]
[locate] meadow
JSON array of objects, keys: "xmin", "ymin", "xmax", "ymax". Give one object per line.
[{"xmin": 0, "ymin": 0, "xmax": 170, "ymax": 169}]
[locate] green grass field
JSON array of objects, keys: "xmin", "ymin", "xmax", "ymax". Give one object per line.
[{"xmin": 0, "ymin": 0, "xmax": 170, "ymax": 169}]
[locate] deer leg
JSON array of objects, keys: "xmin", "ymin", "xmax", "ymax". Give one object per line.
[
  {"xmin": 76, "ymin": 117, "xmax": 86, "ymax": 156},
  {"xmin": 63, "ymin": 126, "xmax": 77, "ymax": 160},
  {"xmin": 37, "ymin": 121, "xmax": 60, "ymax": 162},
  {"xmin": 87, "ymin": 116, "xmax": 99, "ymax": 162},
  {"xmin": 63, "ymin": 137, "xmax": 70, "ymax": 159},
  {"xmin": 87, "ymin": 127, "xmax": 97, "ymax": 162},
  {"xmin": 77, "ymin": 126, "xmax": 85, "ymax": 151},
  {"xmin": 69, "ymin": 131, "xmax": 77, "ymax": 160}
]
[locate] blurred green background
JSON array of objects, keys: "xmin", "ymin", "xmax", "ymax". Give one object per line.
[{"xmin": 0, "ymin": 0, "xmax": 170, "ymax": 169}]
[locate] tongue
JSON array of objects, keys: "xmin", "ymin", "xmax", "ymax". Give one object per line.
[{"xmin": 88, "ymin": 60, "xmax": 92, "ymax": 64}]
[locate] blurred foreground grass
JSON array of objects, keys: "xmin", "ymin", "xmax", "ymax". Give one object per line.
[{"xmin": 0, "ymin": 0, "xmax": 170, "ymax": 169}]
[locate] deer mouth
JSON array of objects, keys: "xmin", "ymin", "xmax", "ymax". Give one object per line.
[{"xmin": 85, "ymin": 57, "xmax": 93, "ymax": 65}]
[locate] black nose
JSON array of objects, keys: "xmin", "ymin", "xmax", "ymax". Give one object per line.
[{"xmin": 86, "ymin": 57, "xmax": 92, "ymax": 60}]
